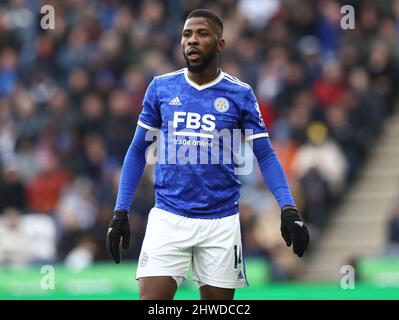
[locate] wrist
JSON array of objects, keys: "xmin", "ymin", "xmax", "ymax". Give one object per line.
[
  {"xmin": 281, "ymin": 206, "xmax": 300, "ymax": 219},
  {"xmin": 113, "ymin": 209, "xmax": 129, "ymax": 218},
  {"xmin": 282, "ymin": 205, "xmax": 297, "ymax": 213}
]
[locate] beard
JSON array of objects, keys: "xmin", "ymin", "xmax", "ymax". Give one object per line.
[{"xmin": 184, "ymin": 47, "xmax": 217, "ymax": 73}]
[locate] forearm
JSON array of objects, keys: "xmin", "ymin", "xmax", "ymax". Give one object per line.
[
  {"xmin": 114, "ymin": 125, "xmax": 154, "ymax": 212},
  {"xmin": 252, "ymin": 137, "xmax": 296, "ymax": 209}
]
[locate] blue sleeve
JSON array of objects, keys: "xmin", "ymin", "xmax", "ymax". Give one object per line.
[
  {"xmin": 240, "ymin": 88, "xmax": 269, "ymax": 139},
  {"xmin": 252, "ymin": 137, "xmax": 296, "ymax": 209},
  {"xmin": 138, "ymin": 77, "xmax": 162, "ymax": 130},
  {"xmin": 114, "ymin": 125, "xmax": 154, "ymax": 212}
]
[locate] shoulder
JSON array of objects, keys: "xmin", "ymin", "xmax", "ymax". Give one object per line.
[
  {"xmin": 222, "ymin": 71, "xmax": 252, "ymax": 93},
  {"xmin": 154, "ymin": 68, "xmax": 185, "ymax": 82}
]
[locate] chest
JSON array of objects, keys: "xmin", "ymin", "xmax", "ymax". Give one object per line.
[{"xmin": 158, "ymin": 89, "xmax": 241, "ymax": 132}]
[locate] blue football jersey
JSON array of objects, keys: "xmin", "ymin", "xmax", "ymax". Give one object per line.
[{"xmin": 138, "ymin": 68, "xmax": 269, "ymax": 218}]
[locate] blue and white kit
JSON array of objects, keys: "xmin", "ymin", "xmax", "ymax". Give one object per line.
[
  {"xmin": 115, "ymin": 68, "xmax": 295, "ymax": 218},
  {"xmin": 115, "ymin": 68, "xmax": 296, "ymax": 288}
]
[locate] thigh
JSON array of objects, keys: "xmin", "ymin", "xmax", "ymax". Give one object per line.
[
  {"xmin": 192, "ymin": 213, "xmax": 248, "ymax": 290},
  {"xmin": 200, "ymin": 285, "xmax": 235, "ymax": 300},
  {"xmin": 136, "ymin": 208, "xmax": 193, "ymax": 283},
  {"xmin": 139, "ymin": 276, "xmax": 177, "ymax": 300}
]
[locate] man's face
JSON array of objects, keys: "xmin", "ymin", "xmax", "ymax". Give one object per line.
[{"xmin": 181, "ymin": 17, "xmax": 224, "ymax": 73}]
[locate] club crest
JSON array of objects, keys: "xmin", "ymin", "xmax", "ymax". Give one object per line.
[{"xmin": 214, "ymin": 97, "xmax": 230, "ymax": 113}]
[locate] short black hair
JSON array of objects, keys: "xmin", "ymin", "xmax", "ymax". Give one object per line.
[{"xmin": 186, "ymin": 9, "xmax": 223, "ymax": 36}]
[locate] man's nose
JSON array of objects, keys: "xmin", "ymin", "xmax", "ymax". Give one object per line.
[{"xmin": 188, "ymin": 34, "xmax": 199, "ymax": 46}]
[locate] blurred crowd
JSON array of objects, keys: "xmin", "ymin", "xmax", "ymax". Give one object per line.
[
  {"xmin": 0, "ymin": 0, "xmax": 398, "ymax": 280},
  {"xmin": 384, "ymin": 196, "xmax": 399, "ymax": 256}
]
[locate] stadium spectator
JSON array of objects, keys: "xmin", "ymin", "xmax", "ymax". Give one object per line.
[
  {"xmin": 64, "ymin": 233, "xmax": 97, "ymax": 272},
  {"xmin": 383, "ymin": 198, "xmax": 399, "ymax": 256},
  {"xmin": 26, "ymin": 149, "xmax": 70, "ymax": 214},
  {"xmin": 0, "ymin": 207, "xmax": 32, "ymax": 268},
  {"xmin": 292, "ymin": 122, "xmax": 347, "ymax": 227},
  {"xmin": 0, "ymin": 165, "xmax": 26, "ymax": 212}
]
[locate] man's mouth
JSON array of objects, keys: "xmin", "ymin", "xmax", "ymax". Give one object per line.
[{"xmin": 187, "ymin": 48, "xmax": 202, "ymax": 61}]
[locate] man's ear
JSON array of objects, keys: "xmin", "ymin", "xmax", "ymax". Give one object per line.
[{"xmin": 217, "ymin": 38, "xmax": 225, "ymax": 52}]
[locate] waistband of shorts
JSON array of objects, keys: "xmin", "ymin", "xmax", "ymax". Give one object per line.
[{"xmin": 151, "ymin": 206, "xmax": 239, "ymax": 219}]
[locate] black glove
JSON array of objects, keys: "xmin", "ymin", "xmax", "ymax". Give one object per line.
[
  {"xmin": 106, "ymin": 210, "xmax": 131, "ymax": 264},
  {"xmin": 280, "ymin": 207, "xmax": 310, "ymax": 257}
]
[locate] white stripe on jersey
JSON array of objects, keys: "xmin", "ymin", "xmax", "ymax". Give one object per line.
[
  {"xmin": 174, "ymin": 131, "xmax": 214, "ymax": 139},
  {"xmin": 223, "ymin": 76, "xmax": 251, "ymax": 89},
  {"xmin": 137, "ymin": 120, "xmax": 159, "ymax": 131},
  {"xmin": 245, "ymin": 132, "xmax": 269, "ymax": 141},
  {"xmin": 155, "ymin": 69, "xmax": 185, "ymax": 79},
  {"xmin": 223, "ymin": 74, "xmax": 251, "ymax": 89}
]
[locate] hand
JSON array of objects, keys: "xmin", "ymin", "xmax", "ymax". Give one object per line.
[
  {"xmin": 280, "ymin": 206, "xmax": 310, "ymax": 257},
  {"xmin": 106, "ymin": 210, "xmax": 131, "ymax": 263}
]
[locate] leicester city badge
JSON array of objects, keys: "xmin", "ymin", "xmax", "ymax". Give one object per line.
[
  {"xmin": 214, "ymin": 97, "xmax": 230, "ymax": 113},
  {"xmin": 139, "ymin": 252, "xmax": 148, "ymax": 267}
]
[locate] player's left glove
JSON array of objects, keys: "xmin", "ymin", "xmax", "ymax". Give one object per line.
[
  {"xmin": 106, "ymin": 210, "xmax": 131, "ymax": 264},
  {"xmin": 280, "ymin": 206, "xmax": 310, "ymax": 257}
]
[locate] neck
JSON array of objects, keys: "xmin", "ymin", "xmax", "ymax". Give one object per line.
[{"xmin": 187, "ymin": 62, "xmax": 220, "ymax": 85}]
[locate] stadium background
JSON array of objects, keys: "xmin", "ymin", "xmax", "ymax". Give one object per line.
[{"xmin": 0, "ymin": 0, "xmax": 399, "ymax": 299}]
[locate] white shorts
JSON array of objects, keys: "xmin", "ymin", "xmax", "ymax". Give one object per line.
[{"xmin": 136, "ymin": 207, "xmax": 248, "ymax": 289}]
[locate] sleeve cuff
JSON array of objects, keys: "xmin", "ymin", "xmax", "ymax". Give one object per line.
[
  {"xmin": 245, "ymin": 132, "xmax": 269, "ymax": 141},
  {"xmin": 137, "ymin": 120, "xmax": 159, "ymax": 131}
]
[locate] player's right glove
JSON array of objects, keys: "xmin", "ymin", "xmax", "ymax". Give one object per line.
[
  {"xmin": 280, "ymin": 206, "xmax": 310, "ymax": 257},
  {"xmin": 106, "ymin": 210, "xmax": 131, "ymax": 264}
]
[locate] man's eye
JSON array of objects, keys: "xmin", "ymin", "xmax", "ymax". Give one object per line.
[
  {"xmin": 183, "ymin": 33, "xmax": 190, "ymax": 37},
  {"xmin": 200, "ymin": 33, "xmax": 208, "ymax": 37}
]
